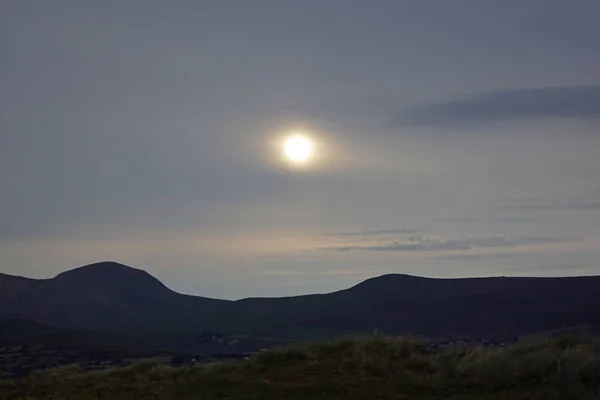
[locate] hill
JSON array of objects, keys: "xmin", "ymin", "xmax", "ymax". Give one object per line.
[
  {"xmin": 2, "ymin": 335, "xmax": 600, "ymax": 399},
  {"xmin": 205, "ymin": 273, "xmax": 600, "ymax": 338},
  {"xmin": 0, "ymin": 262, "xmax": 228, "ymax": 331},
  {"xmin": 2, "ymin": 263, "xmax": 600, "ymax": 339}
]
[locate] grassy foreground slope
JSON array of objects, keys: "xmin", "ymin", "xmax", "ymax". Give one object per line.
[{"xmin": 2, "ymin": 336, "xmax": 600, "ymax": 400}]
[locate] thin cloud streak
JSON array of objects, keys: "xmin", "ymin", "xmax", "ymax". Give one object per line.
[
  {"xmin": 501, "ymin": 263, "xmax": 597, "ymax": 274},
  {"xmin": 259, "ymin": 269, "xmax": 384, "ymax": 277},
  {"xmin": 435, "ymin": 253, "xmax": 525, "ymax": 261},
  {"xmin": 435, "ymin": 216, "xmax": 539, "ymax": 223},
  {"xmin": 324, "ymin": 236, "xmax": 576, "ymax": 252},
  {"xmin": 502, "ymin": 202, "xmax": 600, "ymax": 211},
  {"xmin": 400, "ymin": 85, "xmax": 600, "ymax": 127},
  {"xmin": 499, "ymin": 193, "xmax": 600, "ymax": 212},
  {"xmin": 331, "ymin": 229, "xmax": 420, "ymax": 237}
]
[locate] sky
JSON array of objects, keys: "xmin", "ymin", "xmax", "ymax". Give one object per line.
[{"xmin": 1, "ymin": 0, "xmax": 600, "ymax": 299}]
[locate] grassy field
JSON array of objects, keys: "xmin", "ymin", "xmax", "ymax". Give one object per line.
[{"xmin": 1, "ymin": 335, "xmax": 600, "ymax": 399}]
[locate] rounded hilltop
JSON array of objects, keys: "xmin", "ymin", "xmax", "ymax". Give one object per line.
[{"xmin": 52, "ymin": 261, "xmax": 169, "ymax": 292}]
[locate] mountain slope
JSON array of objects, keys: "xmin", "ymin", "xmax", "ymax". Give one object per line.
[
  {"xmin": 204, "ymin": 274, "xmax": 600, "ymax": 338},
  {"xmin": 2, "ymin": 263, "xmax": 600, "ymax": 338},
  {"xmin": 0, "ymin": 262, "xmax": 228, "ymax": 331}
]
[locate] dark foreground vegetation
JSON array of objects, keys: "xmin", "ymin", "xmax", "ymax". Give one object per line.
[{"xmin": 2, "ymin": 335, "xmax": 600, "ymax": 399}]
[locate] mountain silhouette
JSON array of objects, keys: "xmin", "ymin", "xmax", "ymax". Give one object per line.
[
  {"xmin": 2, "ymin": 262, "xmax": 600, "ymax": 338},
  {"xmin": 0, "ymin": 262, "xmax": 227, "ymax": 331},
  {"xmin": 53, "ymin": 261, "xmax": 164, "ymax": 286},
  {"xmin": 198, "ymin": 273, "xmax": 600, "ymax": 338}
]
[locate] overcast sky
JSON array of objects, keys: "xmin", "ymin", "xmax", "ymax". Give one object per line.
[{"xmin": 2, "ymin": 0, "xmax": 600, "ymax": 299}]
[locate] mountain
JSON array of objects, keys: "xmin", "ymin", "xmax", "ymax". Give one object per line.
[
  {"xmin": 0, "ymin": 262, "xmax": 228, "ymax": 331},
  {"xmin": 2, "ymin": 262, "xmax": 600, "ymax": 338},
  {"xmin": 203, "ymin": 273, "xmax": 600, "ymax": 338}
]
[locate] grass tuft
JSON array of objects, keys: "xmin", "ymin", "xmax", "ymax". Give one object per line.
[{"xmin": 2, "ymin": 335, "xmax": 600, "ymax": 399}]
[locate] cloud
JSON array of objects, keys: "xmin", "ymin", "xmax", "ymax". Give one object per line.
[
  {"xmin": 501, "ymin": 263, "xmax": 592, "ymax": 274},
  {"xmin": 258, "ymin": 271, "xmax": 310, "ymax": 276},
  {"xmin": 400, "ymin": 85, "xmax": 600, "ymax": 127},
  {"xmin": 435, "ymin": 253, "xmax": 524, "ymax": 261},
  {"xmin": 332, "ymin": 229, "xmax": 420, "ymax": 237},
  {"xmin": 494, "ymin": 217, "xmax": 540, "ymax": 223},
  {"xmin": 259, "ymin": 269, "xmax": 383, "ymax": 278},
  {"xmin": 499, "ymin": 193, "xmax": 600, "ymax": 212},
  {"xmin": 502, "ymin": 202, "xmax": 600, "ymax": 211},
  {"xmin": 534, "ymin": 264, "xmax": 586, "ymax": 271},
  {"xmin": 324, "ymin": 236, "xmax": 575, "ymax": 252},
  {"xmin": 435, "ymin": 216, "xmax": 539, "ymax": 223},
  {"xmin": 321, "ymin": 269, "xmax": 382, "ymax": 276},
  {"xmin": 434, "ymin": 217, "xmax": 480, "ymax": 223}
]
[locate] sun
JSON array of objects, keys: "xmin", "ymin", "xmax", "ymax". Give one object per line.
[{"xmin": 283, "ymin": 134, "xmax": 313, "ymax": 164}]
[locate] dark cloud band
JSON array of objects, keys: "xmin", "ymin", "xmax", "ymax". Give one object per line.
[{"xmin": 400, "ymin": 85, "xmax": 600, "ymax": 127}]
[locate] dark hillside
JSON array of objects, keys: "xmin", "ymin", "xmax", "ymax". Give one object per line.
[
  {"xmin": 204, "ymin": 274, "xmax": 600, "ymax": 338},
  {"xmin": 2, "ymin": 263, "xmax": 600, "ymax": 339},
  {"xmin": 0, "ymin": 262, "xmax": 228, "ymax": 331}
]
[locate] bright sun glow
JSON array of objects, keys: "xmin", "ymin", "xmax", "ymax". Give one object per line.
[{"xmin": 283, "ymin": 134, "xmax": 313, "ymax": 163}]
